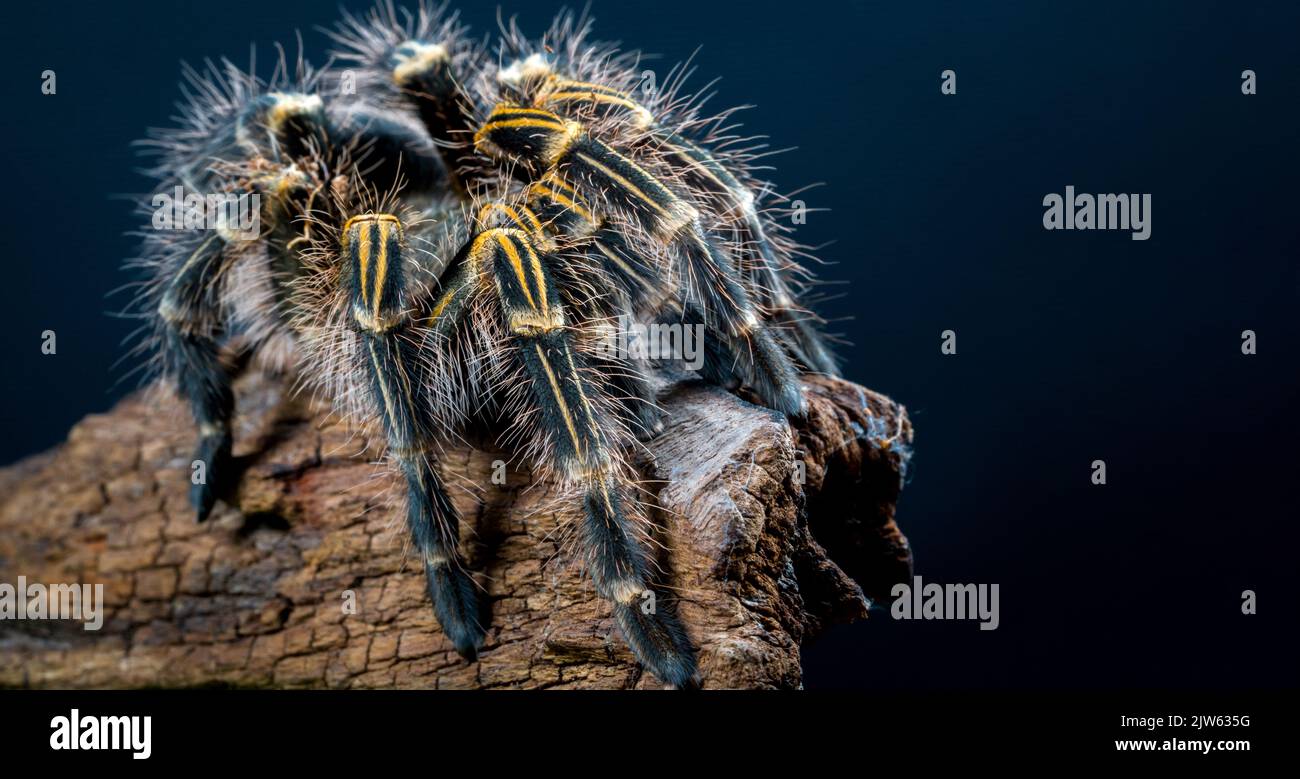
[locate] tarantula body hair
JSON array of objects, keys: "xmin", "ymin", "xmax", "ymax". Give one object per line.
[
  {"xmin": 326, "ymin": 1, "xmax": 489, "ymax": 195},
  {"xmin": 474, "ymin": 104, "xmax": 805, "ymax": 416},
  {"xmin": 490, "ymin": 46, "xmax": 840, "ymax": 377},
  {"xmin": 126, "ymin": 1, "xmax": 843, "ymax": 688}
]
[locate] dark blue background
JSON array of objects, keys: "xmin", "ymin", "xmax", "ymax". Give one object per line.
[{"xmin": 1, "ymin": 1, "xmax": 1296, "ymax": 689}]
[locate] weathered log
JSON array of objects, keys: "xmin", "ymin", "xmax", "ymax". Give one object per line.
[{"xmin": 0, "ymin": 372, "xmax": 911, "ymax": 689}]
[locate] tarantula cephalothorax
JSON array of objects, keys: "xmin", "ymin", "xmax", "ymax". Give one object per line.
[{"xmin": 126, "ymin": 2, "xmax": 839, "ymax": 687}]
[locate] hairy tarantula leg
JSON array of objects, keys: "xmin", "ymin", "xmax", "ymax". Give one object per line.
[
  {"xmin": 527, "ymin": 172, "xmax": 720, "ymax": 382},
  {"xmin": 388, "ymin": 41, "xmax": 480, "ymax": 195},
  {"xmin": 603, "ymin": 354, "xmax": 663, "ymax": 442},
  {"xmin": 161, "ymin": 146, "xmax": 321, "ymax": 522},
  {"xmin": 517, "ymin": 72, "xmax": 839, "ymax": 375},
  {"xmin": 157, "ymin": 233, "xmax": 234, "ymax": 522},
  {"xmin": 421, "ymin": 242, "xmax": 478, "ymax": 339},
  {"xmin": 653, "ymin": 131, "xmax": 839, "ymax": 376},
  {"xmin": 476, "ymin": 108, "xmax": 804, "ymax": 415},
  {"xmin": 679, "ymin": 232, "xmax": 804, "ymax": 415},
  {"xmin": 343, "ymin": 213, "xmax": 485, "ymax": 659},
  {"xmin": 481, "ymin": 194, "xmax": 663, "ymax": 437},
  {"xmin": 653, "ymin": 299, "xmax": 746, "ymax": 392},
  {"xmin": 331, "ymin": 104, "xmax": 447, "ymax": 193},
  {"xmin": 587, "ymin": 225, "xmax": 746, "ymax": 392},
  {"xmin": 527, "ymin": 174, "xmax": 740, "ymax": 411},
  {"xmin": 519, "ymin": 186, "xmax": 664, "ymax": 436},
  {"xmin": 566, "ymin": 140, "xmax": 811, "ymax": 396},
  {"xmin": 589, "ymin": 472, "xmax": 697, "ymax": 688},
  {"xmin": 557, "ymin": 261, "xmax": 664, "ymax": 439},
  {"xmin": 471, "ymin": 218, "xmax": 698, "ymax": 687},
  {"xmin": 241, "ymin": 92, "xmax": 444, "ymax": 195}
]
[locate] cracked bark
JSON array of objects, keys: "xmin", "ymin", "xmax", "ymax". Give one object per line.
[{"xmin": 0, "ymin": 373, "xmax": 912, "ymax": 689}]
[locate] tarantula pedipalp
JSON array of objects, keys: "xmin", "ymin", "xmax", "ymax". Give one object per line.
[{"xmin": 127, "ymin": 2, "xmax": 838, "ymax": 688}]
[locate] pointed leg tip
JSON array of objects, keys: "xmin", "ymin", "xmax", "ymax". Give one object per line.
[
  {"xmin": 662, "ymin": 669, "xmax": 702, "ymax": 690},
  {"xmin": 777, "ymin": 391, "xmax": 808, "ymax": 421},
  {"xmin": 613, "ymin": 601, "xmax": 700, "ymax": 689},
  {"xmin": 428, "ymin": 563, "xmax": 488, "ymax": 664},
  {"xmin": 652, "ymin": 653, "xmax": 701, "ymax": 689},
  {"xmin": 190, "ymin": 434, "xmax": 232, "ymax": 524},
  {"xmin": 448, "ymin": 623, "xmax": 486, "ymax": 663},
  {"xmin": 456, "ymin": 619, "xmax": 487, "ymax": 659},
  {"xmin": 190, "ymin": 486, "xmax": 216, "ymax": 523}
]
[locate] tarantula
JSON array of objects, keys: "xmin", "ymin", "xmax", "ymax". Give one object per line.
[{"xmin": 125, "ymin": 1, "xmax": 838, "ymax": 688}]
